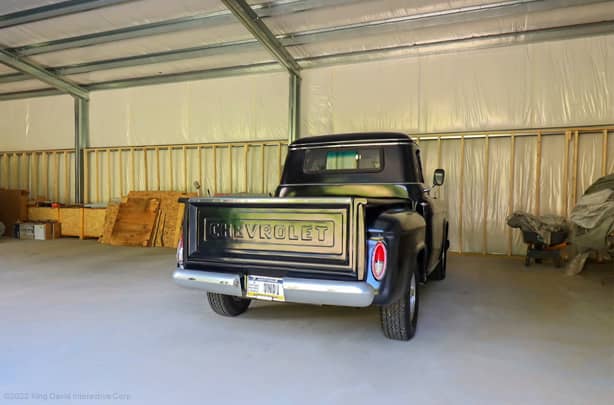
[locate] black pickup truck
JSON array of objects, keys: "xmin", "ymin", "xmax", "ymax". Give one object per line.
[{"xmin": 174, "ymin": 133, "xmax": 449, "ymax": 340}]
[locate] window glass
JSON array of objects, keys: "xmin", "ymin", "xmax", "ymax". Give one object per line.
[{"xmin": 304, "ymin": 148, "xmax": 382, "ymax": 173}]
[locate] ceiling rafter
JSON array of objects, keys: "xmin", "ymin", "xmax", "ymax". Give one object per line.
[
  {"xmin": 0, "ymin": 49, "xmax": 88, "ymax": 99},
  {"xmin": 221, "ymin": 0, "xmax": 300, "ymax": 76},
  {"xmin": 0, "ymin": 0, "xmax": 136, "ymax": 29}
]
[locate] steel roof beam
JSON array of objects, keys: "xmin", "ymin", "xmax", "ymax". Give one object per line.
[
  {"xmin": 0, "ymin": 49, "xmax": 88, "ymax": 99},
  {"xmin": 221, "ymin": 0, "xmax": 301, "ymax": 76},
  {"xmin": 0, "ymin": 0, "xmax": 135, "ymax": 29},
  {"xmin": 14, "ymin": 0, "xmax": 365, "ymax": 57}
]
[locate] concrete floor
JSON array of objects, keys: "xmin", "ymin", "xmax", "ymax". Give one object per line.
[{"xmin": 0, "ymin": 239, "xmax": 612, "ymax": 405}]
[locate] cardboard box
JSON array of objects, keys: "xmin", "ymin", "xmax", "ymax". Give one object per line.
[
  {"xmin": 16, "ymin": 223, "xmax": 35, "ymax": 240},
  {"xmin": 34, "ymin": 223, "xmax": 52, "ymax": 240},
  {"xmin": 16, "ymin": 221, "xmax": 61, "ymax": 240}
]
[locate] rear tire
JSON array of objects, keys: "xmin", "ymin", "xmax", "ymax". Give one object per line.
[
  {"xmin": 380, "ymin": 267, "xmax": 419, "ymax": 341},
  {"xmin": 207, "ymin": 293, "xmax": 251, "ymax": 317}
]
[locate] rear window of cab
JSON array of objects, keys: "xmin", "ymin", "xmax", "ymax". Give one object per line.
[{"xmin": 303, "ymin": 148, "xmax": 383, "ymax": 174}]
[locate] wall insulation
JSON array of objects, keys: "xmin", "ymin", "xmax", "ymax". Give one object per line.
[
  {"xmin": 301, "ymin": 34, "xmax": 614, "ymax": 135},
  {"xmin": 0, "ymin": 95, "xmax": 74, "ymax": 150},
  {"xmin": 88, "ymin": 71, "xmax": 289, "ymax": 147}
]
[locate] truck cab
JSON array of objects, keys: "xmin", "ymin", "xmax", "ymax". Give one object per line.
[{"xmin": 175, "ymin": 132, "xmax": 449, "ymax": 341}]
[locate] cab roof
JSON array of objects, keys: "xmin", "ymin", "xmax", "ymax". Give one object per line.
[{"xmin": 290, "ymin": 132, "xmax": 414, "ymax": 148}]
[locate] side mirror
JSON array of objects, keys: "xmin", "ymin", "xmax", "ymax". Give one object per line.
[{"xmin": 433, "ymin": 169, "xmax": 445, "ymax": 187}]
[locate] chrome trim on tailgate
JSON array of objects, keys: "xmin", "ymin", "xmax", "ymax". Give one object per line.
[{"xmin": 173, "ymin": 269, "xmax": 375, "ymax": 308}]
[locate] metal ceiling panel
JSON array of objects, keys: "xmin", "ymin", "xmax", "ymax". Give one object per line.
[
  {"xmin": 66, "ymin": 48, "xmax": 275, "ymax": 84},
  {"xmin": 0, "ymin": 1, "xmax": 67, "ymax": 15},
  {"xmin": 0, "ymin": 65, "xmax": 17, "ymax": 74},
  {"xmin": 0, "ymin": 78, "xmax": 51, "ymax": 93},
  {"xmin": 0, "ymin": 0, "xmax": 225, "ymax": 47},
  {"xmin": 283, "ymin": 1, "xmax": 614, "ymax": 59},
  {"xmin": 262, "ymin": 0, "xmax": 502, "ymax": 35},
  {"xmin": 29, "ymin": 23, "xmax": 254, "ymax": 66}
]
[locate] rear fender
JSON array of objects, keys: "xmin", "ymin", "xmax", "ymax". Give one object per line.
[{"xmin": 367, "ymin": 210, "xmax": 426, "ymax": 305}]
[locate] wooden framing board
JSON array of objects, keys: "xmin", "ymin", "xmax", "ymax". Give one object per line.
[
  {"xmin": 183, "ymin": 146, "xmax": 188, "ymax": 192},
  {"xmin": 118, "ymin": 149, "xmax": 124, "ymax": 196},
  {"xmin": 601, "ymin": 129, "xmax": 608, "ymax": 176},
  {"xmin": 131, "ymin": 148, "xmax": 136, "ymax": 191},
  {"xmin": 94, "ymin": 149, "xmax": 100, "ymax": 202},
  {"xmin": 243, "ymin": 144, "xmax": 249, "ymax": 192},
  {"xmin": 507, "ymin": 135, "xmax": 516, "ymax": 255},
  {"xmin": 83, "ymin": 149, "xmax": 89, "ymax": 203},
  {"xmin": 143, "ymin": 147, "xmax": 149, "ymax": 191},
  {"xmin": 278, "ymin": 142, "xmax": 283, "ymax": 179},
  {"xmin": 261, "ymin": 144, "xmax": 265, "ymax": 193},
  {"xmin": 212, "ymin": 145, "xmax": 217, "ymax": 195},
  {"xmin": 155, "ymin": 147, "xmax": 161, "ymax": 191},
  {"xmin": 482, "ymin": 136, "xmax": 489, "ymax": 255},
  {"xmin": 64, "ymin": 151, "xmax": 70, "ymax": 203},
  {"xmin": 562, "ymin": 131, "xmax": 571, "ymax": 218},
  {"xmin": 197, "ymin": 146, "xmax": 202, "ymax": 196},
  {"xmin": 106, "ymin": 148, "xmax": 112, "ymax": 202},
  {"xmin": 535, "ymin": 131, "xmax": 542, "ymax": 216},
  {"xmin": 571, "ymin": 130, "xmax": 579, "ymax": 205},
  {"xmin": 41, "ymin": 152, "xmax": 48, "ymax": 199},
  {"xmin": 458, "ymin": 136, "xmax": 465, "ymax": 254},
  {"xmin": 228, "ymin": 145, "xmax": 233, "ymax": 193}
]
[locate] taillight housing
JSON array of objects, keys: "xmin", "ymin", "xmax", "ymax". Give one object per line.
[
  {"xmin": 371, "ymin": 241, "xmax": 387, "ymax": 280},
  {"xmin": 176, "ymin": 234, "xmax": 184, "ymax": 267}
]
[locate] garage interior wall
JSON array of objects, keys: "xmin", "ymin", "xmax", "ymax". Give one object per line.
[{"xmin": 1, "ymin": 34, "xmax": 613, "ymax": 254}]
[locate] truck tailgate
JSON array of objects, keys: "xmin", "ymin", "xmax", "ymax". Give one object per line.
[{"xmin": 184, "ymin": 197, "xmax": 366, "ymax": 276}]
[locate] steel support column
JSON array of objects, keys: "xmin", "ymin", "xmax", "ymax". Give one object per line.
[
  {"xmin": 289, "ymin": 73, "xmax": 301, "ymax": 143},
  {"xmin": 74, "ymin": 97, "xmax": 89, "ymax": 204}
]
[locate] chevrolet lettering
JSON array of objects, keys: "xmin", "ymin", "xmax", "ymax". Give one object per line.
[
  {"xmin": 174, "ymin": 133, "xmax": 449, "ymax": 341},
  {"xmin": 206, "ymin": 221, "xmax": 332, "ymax": 244}
]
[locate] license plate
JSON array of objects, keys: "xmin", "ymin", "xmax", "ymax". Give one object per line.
[{"xmin": 246, "ymin": 275, "xmax": 285, "ymax": 302}]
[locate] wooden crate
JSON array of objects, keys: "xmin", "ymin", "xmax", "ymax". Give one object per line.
[
  {"xmin": 27, "ymin": 206, "xmax": 106, "ymax": 239},
  {"xmin": 28, "ymin": 207, "xmax": 60, "ymax": 222}
]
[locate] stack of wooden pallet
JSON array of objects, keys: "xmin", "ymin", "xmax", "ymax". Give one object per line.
[{"xmin": 99, "ymin": 191, "xmax": 196, "ymax": 248}]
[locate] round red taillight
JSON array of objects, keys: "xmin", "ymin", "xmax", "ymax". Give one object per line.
[{"xmin": 371, "ymin": 241, "xmax": 387, "ymax": 280}]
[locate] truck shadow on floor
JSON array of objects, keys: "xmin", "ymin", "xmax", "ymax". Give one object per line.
[{"xmin": 238, "ymin": 283, "xmax": 436, "ymax": 322}]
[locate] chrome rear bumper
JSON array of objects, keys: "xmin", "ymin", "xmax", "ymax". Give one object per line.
[{"xmin": 173, "ymin": 268, "xmax": 375, "ymax": 307}]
